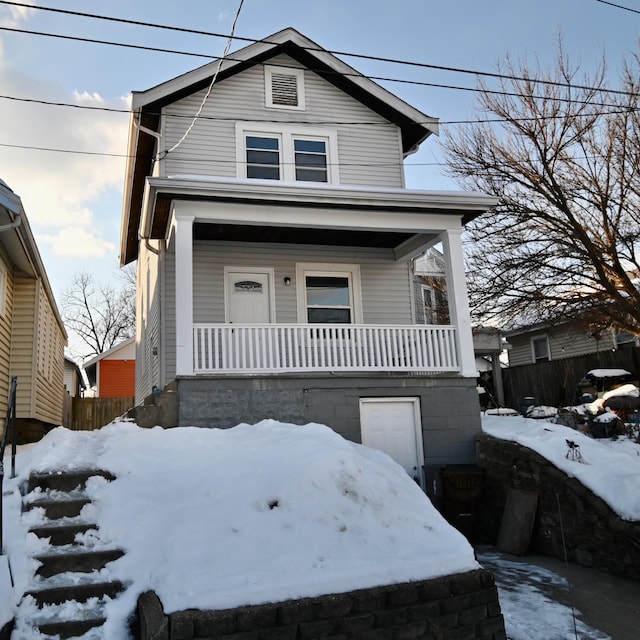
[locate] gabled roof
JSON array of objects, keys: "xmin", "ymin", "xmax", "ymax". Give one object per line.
[
  {"xmin": 132, "ymin": 28, "xmax": 438, "ymax": 148},
  {"xmin": 121, "ymin": 28, "xmax": 440, "ymax": 265},
  {"xmin": 83, "ymin": 336, "xmax": 136, "ymax": 368}
]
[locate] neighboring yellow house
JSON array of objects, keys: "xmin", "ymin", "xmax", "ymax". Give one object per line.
[{"xmin": 0, "ymin": 179, "xmax": 67, "ymax": 442}]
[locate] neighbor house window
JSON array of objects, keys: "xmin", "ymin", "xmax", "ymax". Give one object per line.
[
  {"xmin": 296, "ymin": 264, "xmax": 362, "ymax": 323},
  {"xmin": 237, "ymin": 124, "xmax": 338, "ymax": 183},
  {"xmin": 531, "ymin": 335, "xmax": 550, "ymax": 362},
  {"xmin": 265, "ymin": 66, "xmax": 305, "ymax": 110}
]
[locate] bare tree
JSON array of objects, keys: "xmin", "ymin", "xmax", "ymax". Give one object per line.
[
  {"xmin": 61, "ymin": 266, "xmax": 136, "ymax": 360},
  {"xmin": 443, "ymin": 45, "xmax": 640, "ymax": 335}
]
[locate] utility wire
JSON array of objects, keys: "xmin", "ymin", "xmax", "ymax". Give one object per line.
[
  {"xmin": 0, "ymin": 91, "xmax": 636, "ymax": 128},
  {"xmin": 0, "ymin": 0, "xmax": 636, "ymax": 98},
  {"xmin": 595, "ymin": 0, "xmax": 640, "ymax": 15},
  {"xmin": 164, "ymin": 0, "xmax": 245, "ymax": 157},
  {"xmin": 0, "ymin": 29, "xmax": 630, "ymax": 112}
]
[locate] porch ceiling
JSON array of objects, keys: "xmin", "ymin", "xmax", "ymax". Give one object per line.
[{"xmin": 193, "ymin": 222, "xmax": 415, "ymax": 248}]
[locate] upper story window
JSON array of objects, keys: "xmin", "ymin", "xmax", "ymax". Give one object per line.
[
  {"xmin": 237, "ymin": 124, "xmax": 338, "ymax": 184},
  {"xmin": 246, "ymin": 135, "xmax": 281, "ymax": 179},
  {"xmin": 265, "ymin": 65, "xmax": 305, "ymax": 110}
]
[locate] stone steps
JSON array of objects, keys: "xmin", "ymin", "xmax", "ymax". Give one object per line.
[
  {"xmin": 26, "ymin": 576, "xmax": 125, "ymax": 606},
  {"xmin": 14, "ymin": 469, "xmax": 126, "ymax": 639},
  {"xmin": 34, "ymin": 547, "xmax": 125, "ymax": 579},
  {"xmin": 29, "ymin": 521, "xmax": 98, "ymax": 546}
]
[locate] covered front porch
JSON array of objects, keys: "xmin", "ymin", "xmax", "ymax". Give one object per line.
[{"xmin": 138, "ymin": 177, "xmax": 496, "ymax": 382}]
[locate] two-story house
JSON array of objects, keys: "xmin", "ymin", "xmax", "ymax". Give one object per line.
[{"xmin": 120, "ymin": 28, "xmax": 496, "ymax": 482}]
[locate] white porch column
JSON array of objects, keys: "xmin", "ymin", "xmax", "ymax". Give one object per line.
[
  {"xmin": 174, "ymin": 212, "xmax": 195, "ymax": 375},
  {"xmin": 441, "ymin": 228, "xmax": 477, "ymax": 378}
]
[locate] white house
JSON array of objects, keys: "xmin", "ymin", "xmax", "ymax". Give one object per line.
[{"xmin": 119, "ymin": 28, "xmax": 497, "ymax": 481}]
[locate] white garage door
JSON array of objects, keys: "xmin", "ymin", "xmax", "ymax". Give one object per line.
[{"xmin": 359, "ymin": 397, "xmax": 424, "ymax": 487}]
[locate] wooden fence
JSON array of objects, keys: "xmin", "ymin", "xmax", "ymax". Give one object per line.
[
  {"xmin": 503, "ymin": 347, "xmax": 640, "ymax": 408},
  {"xmin": 64, "ymin": 396, "xmax": 135, "ymax": 431}
]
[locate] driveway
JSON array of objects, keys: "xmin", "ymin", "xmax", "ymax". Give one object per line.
[{"xmin": 478, "ymin": 547, "xmax": 640, "ymax": 640}]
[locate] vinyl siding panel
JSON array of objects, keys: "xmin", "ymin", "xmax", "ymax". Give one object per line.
[
  {"xmin": 34, "ymin": 281, "xmax": 65, "ymax": 425},
  {"xmin": 163, "ymin": 241, "xmax": 413, "ymax": 383},
  {"xmin": 163, "ymin": 248, "xmax": 177, "ymax": 386},
  {"xmin": 508, "ymin": 324, "xmax": 614, "ymax": 366},
  {"xmin": 10, "ymin": 275, "xmax": 37, "ymax": 418},
  {"xmin": 136, "ymin": 241, "xmax": 162, "ymax": 404},
  {"xmin": 161, "ymin": 54, "xmax": 404, "ymax": 187},
  {"xmin": 191, "ymin": 241, "xmax": 413, "ymax": 324},
  {"xmin": 0, "ymin": 259, "xmax": 13, "ymax": 424}
]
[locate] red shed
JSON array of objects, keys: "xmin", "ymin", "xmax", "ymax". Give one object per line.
[{"xmin": 83, "ymin": 337, "xmax": 135, "ymax": 398}]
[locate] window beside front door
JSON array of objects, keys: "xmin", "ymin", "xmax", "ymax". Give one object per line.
[
  {"xmin": 296, "ymin": 264, "xmax": 362, "ymax": 323},
  {"xmin": 305, "ymin": 275, "xmax": 351, "ymax": 323}
]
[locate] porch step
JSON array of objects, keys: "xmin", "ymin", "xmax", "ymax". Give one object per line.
[
  {"xmin": 26, "ymin": 575, "xmax": 124, "ymax": 606},
  {"xmin": 23, "ymin": 494, "xmax": 92, "ymax": 519},
  {"xmin": 34, "ymin": 547, "xmax": 124, "ymax": 578},
  {"xmin": 27, "ymin": 469, "xmax": 115, "ymax": 493},
  {"xmin": 32, "ymin": 602, "xmax": 107, "ymax": 639},
  {"xmin": 15, "ymin": 469, "xmax": 128, "ymax": 639},
  {"xmin": 29, "ymin": 521, "xmax": 98, "ymax": 546}
]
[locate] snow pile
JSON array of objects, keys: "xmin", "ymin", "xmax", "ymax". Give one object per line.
[
  {"xmin": 482, "ymin": 414, "xmax": 640, "ymax": 521},
  {"xmin": 2, "ymin": 420, "xmax": 477, "ymax": 631}
]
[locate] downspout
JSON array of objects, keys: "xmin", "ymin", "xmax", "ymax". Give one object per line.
[{"xmin": 134, "ymin": 118, "xmax": 160, "ymax": 256}]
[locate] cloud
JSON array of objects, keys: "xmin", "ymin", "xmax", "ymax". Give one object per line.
[
  {"xmin": 0, "ymin": 47, "xmax": 130, "ymax": 231},
  {"xmin": 38, "ymin": 227, "xmax": 116, "ymax": 258},
  {"xmin": 0, "ymin": 1, "xmax": 36, "ymax": 28}
]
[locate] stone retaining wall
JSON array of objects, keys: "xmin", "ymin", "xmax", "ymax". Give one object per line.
[
  {"xmin": 138, "ymin": 569, "xmax": 506, "ymax": 640},
  {"xmin": 476, "ymin": 434, "xmax": 640, "ymax": 581}
]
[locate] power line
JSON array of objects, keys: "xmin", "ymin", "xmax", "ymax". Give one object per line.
[
  {"xmin": 595, "ymin": 0, "xmax": 640, "ymax": 15},
  {"xmin": 1, "ymin": 90, "xmax": 636, "ymax": 128},
  {"xmin": 0, "ymin": 0, "xmax": 636, "ymax": 98},
  {"xmin": 0, "ymin": 141, "xmax": 127, "ymax": 157}
]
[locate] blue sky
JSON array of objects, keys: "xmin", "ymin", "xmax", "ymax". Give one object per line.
[{"xmin": 0, "ymin": 0, "xmax": 638, "ymax": 307}]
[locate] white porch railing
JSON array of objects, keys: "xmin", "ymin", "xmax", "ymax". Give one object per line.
[{"xmin": 193, "ymin": 324, "xmax": 459, "ymax": 374}]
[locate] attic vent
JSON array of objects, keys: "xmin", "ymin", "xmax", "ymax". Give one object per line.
[
  {"xmin": 271, "ymin": 74, "xmax": 298, "ymax": 106},
  {"xmin": 265, "ymin": 65, "xmax": 305, "ymax": 111}
]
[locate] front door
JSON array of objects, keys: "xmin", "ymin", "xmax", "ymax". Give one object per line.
[
  {"xmin": 359, "ymin": 397, "xmax": 424, "ymax": 487},
  {"xmin": 225, "ymin": 268, "xmax": 274, "ymax": 323}
]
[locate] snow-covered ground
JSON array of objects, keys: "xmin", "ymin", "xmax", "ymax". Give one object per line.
[
  {"xmin": 1, "ymin": 420, "xmax": 477, "ymax": 637},
  {"xmin": 482, "ymin": 413, "xmax": 640, "ymax": 520},
  {"xmin": 2, "ymin": 413, "xmax": 639, "ymax": 639}
]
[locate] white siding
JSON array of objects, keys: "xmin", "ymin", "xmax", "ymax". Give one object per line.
[
  {"xmin": 161, "ymin": 55, "xmax": 405, "ymax": 188},
  {"xmin": 163, "ymin": 241, "xmax": 413, "ymax": 384},
  {"xmin": 507, "ymin": 324, "xmax": 612, "ymax": 366},
  {"xmin": 192, "ymin": 241, "xmax": 412, "ymax": 325},
  {"xmin": 135, "ymin": 241, "xmax": 163, "ymax": 403},
  {"xmin": 163, "ymin": 248, "xmax": 176, "ymax": 384}
]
